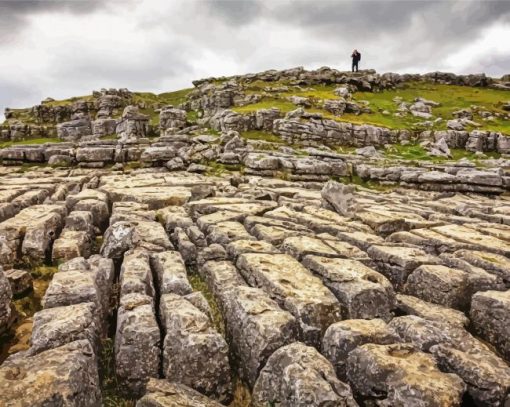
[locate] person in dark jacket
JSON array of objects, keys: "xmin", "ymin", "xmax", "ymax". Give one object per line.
[{"xmin": 351, "ymin": 49, "xmax": 361, "ymax": 72}]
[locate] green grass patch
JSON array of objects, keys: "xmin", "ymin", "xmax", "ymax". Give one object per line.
[
  {"xmin": 0, "ymin": 137, "xmax": 62, "ymax": 149},
  {"xmin": 351, "ymin": 81, "xmax": 510, "ymax": 133},
  {"xmin": 42, "ymin": 95, "xmax": 94, "ymax": 108},
  {"xmin": 188, "ymin": 271, "xmax": 225, "ymax": 336},
  {"xmin": 99, "ymin": 337, "xmax": 136, "ymax": 407},
  {"xmin": 187, "ymin": 110, "xmax": 199, "ymax": 123},
  {"xmin": 232, "ymin": 80, "xmax": 510, "ymax": 134},
  {"xmin": 240, "ymin": 130, "xmax": 283, "ymax": 143},
  {"xmin": 233, "ymin": 98, "xmax": 296, "ymax": 114},
  {"xmin": 100, "ymin": 134, "xmax": 118, "ymax": 141},
  {"xmin": 132, "ymin": 88, "xmax": 193, "ymax": 107},
  {"xmin": 384, "ymin": 144, "xmax": 500, "ymax": 162},
  {"xmin": 337, "ymin": 174, "xmax": 396, "ymax": 192}
]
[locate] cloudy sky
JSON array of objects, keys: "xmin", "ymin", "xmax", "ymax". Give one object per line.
[{"xmin": 1, "ymin": 0, "xmax": 510, "ymax": 119}]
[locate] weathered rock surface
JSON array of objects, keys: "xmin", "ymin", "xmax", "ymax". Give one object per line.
[
  {"xmin": 389, "ymin": 315, "xmax": 510, "ymax": 406},
  {"xmin": 346, "ymin": 343, "xmax": 466, "ymax": 407},
  {"xmin": 470, "ymin": 289, "xmax": 510, "ymax": 361},
  {"xmin": 115, "ymin": 293, "xmax": 160, "ymax": 397},
  {"xmin": 252, "ymin": 342, "xmax": 358, "ymax": 407},
  {"xmin": 159, "ymin": 293, "xmax": 232, "ymax": 403},
  {"xmin": 221, "ymin": 285, "xmax": 298, "ymax": 387},
  {"xmin": 236, "ymin": 253, "xmax": 342, "ymax": 346},
  {"xmin": 0, "ymin": 266, "xmax": 13, "ymax": 334},
  {"xmin": 0, "ymin": 340, "xmax": 102, "ymax": 407},
  {"xmin": 137, "ymin": 379, "xmax": 223, "ymax": 407},
  {"xmin": 30, "ymin": 302, "xmax": 100, "ymax": 355},
  {"xmin": 322, "ymin": 319, "xmax": 400, "ymax": 379},
  {"xmin": 302, "ymin": 256, "xmax": 395, "ymax": 320}
]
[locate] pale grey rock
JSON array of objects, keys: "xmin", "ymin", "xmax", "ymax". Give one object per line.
[
  {"xmin": 30, "ymin": 302, "xmax": 100, "ymax": 355},
  {"xmin": 159, "ymin": 293, "xmax": 232, "ymax": 403},
  {"xmin": 222, "ymin": 285, "xmax": 298, "ymax": 387},
  {"xmin": 115, "ymin": 293, "xmax": 160, "ymax": 397},
  {"xmin": 119, "ymin": 249, "xmax": 155, "ymax": 297},
  {"xmin": 101, "ymin": 222, "xmax": 138, "ymax": 259},
  {"xmin": 404, "ymin": 265, "xmax": 470, "ymax": 310},
  {"xmin": 149, "ymin": 251, "xmax": 192, "ymax": 296},
  {"xmin": 389, "ymin": 315, "xmax": 510, "ymax": 406},
  {"xmin": 252, "ymin": 342, "xmax": 358, "ymax": 407},
  {"xmin": 4, "ymin": 268, "xmax": 32, "ymax": 296},
  {"xmin": 0, "ymin": 340, "xmax": 101, "ymax": 407},
  {"xmin": 237, "ymin": 253, "xmax": 342, "ymax": 347},
  {"xmin": 302, "ymin": 256, "xmax": 395, "ymax": 321},
  {"xmin": 321, "ymin": 181, "xmax": 358, "ymax": 217},
  {"xmin": 395, "ymin": 294, "xmax": 469, "ymax": 327},
  {"xmin": 470, "ymin": 290, "xmax": 510, "ymax": 361},
  {"xmin": 346, "ymin": 343, "xmax": 465, "ymax": 407},
  {"xmin": 322, "ymin": 319, "xmax": 400, "ymax": 379},
  {"xmin": 57, "ymin": 119, "xmax": 92, "ymax": 141},
  {"xmin": 137, "ymin": 379, "xmax": 223, "ymax": 407}
]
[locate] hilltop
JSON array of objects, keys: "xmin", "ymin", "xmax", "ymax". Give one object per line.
[{"xmin": 1, "ymin": 67, "xmax": 510, "ymax": 192}]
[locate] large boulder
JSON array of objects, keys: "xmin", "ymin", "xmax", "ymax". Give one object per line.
[
  {"xmin": 116, "ymin": 105, "xmax": 150, "ymax": 143},
  {"xmin": 159, "ymin": 107, "xmax": 187, "ymax": 132},
  {"xmin": 57, "ymin": 119, "xmax": 92, "ymax": 141},
  {"xmin": 321, "ymin": 181, "xmax": 358, "ymax": 217}
]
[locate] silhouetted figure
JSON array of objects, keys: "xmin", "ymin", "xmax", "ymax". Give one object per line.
[{"xmin": 351, "ymin": 49, "xmax": 361, "ymax": 72}]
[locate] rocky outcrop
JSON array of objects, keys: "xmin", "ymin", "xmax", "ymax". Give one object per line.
[{"xmin": 116, "ymin": 106, "xmax": 150, "ymax": 143}]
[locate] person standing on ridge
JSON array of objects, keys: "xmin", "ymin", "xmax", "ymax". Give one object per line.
[{"xmin": 351, "ymin": 49, "xmax": 361, "ymax": 72}]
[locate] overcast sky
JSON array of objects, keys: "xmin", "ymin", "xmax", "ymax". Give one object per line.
[{"xmin": 1, "ymin": 0, "xmax": 510, "ymax": 120}]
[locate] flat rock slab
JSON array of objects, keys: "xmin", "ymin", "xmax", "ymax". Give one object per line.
[
  {"xmin": 222, "ymin": 285, "xmax": 298, "ymax": 388},
  {"xmin": 150, "ymin": 251, "xmax": 192, "ymax": 296},
  {"xmin": 367, "ymin": 245, "xmax": 441, "ymax": 288},
  {"xmin": 200, "ymin": 260, "xmax": 247, "ymax": 303},
  {"xmin": 346, "ymin": 343, "xmax": 465, "ymax": 407},
  {"xmin": 102, "ymin": 185, "xmax": 192, "ymax": 209},
  {"xmin": 115, "ymin": 293, "xmax": 161, "ymax": 397},
  {"xmin": 30, "ymin": 302, "xmax": 100, "ymax": 355},
  {"xmin": 389, "ymin": 315, "xmax": 510, "ymax": 406},
  {"xmin": 322, "ymin": 319, "xmax": 400, "ymax": 379},
  {"xmin": 404, "ymin": 265, "xmax": 470, "ymax": 310},
  {"xmin": 137, "ymin": 379, "xmax": 223, "ymax": 407},
  {"xmin": 470, "ymin": 289, "xmax": 510, "ymax": 362},
  {"xmin": 395, "ymin": 294, "xmax": 469, "ymax": 327},
  {"xmin": 159, "ymin": 293, "xmax": 232, "ymax": 403},
  {"xmin": 252, "ymin": 342, "xmax": 358, "ymax": 407},
  {"xmin": 302, "ymin": 256, "xmax": 395, "ymax": 320},
  {"xmin": 0, "ymin": 340, "xmax": 101, "ymax": 407},
  {"xmin": 225, "ymin": 239, "xmax": 279, "ymax": 261},
  {"xmin": 52, "ymin": 229, "xmax": 92, "ymax": 262},
  {"xmin": 237, "ymin": 253, "xmax": 341, "ymax": 347},
  {"xmin": 206, "ymin": 221, "xmax": 255, "ymax": 245},
  {"xmin": 454, "ymin": 249, "xmax": 510, "ymax": 283},
  {"xmin": 433, "ymin": 224, "xmax": 510, "ymax": 256},
  {"xmin": 119, "ymin": 250, "xmax": 155, "ymax": 297}
]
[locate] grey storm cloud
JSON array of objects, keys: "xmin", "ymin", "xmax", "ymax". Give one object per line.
[
  {"xmin": 0, "ymin": 0, "xmax": 509, "ymax": 119},
  {"xmin": 0, "ymin": 0, "xmax": 107, "ymax": 39}
]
